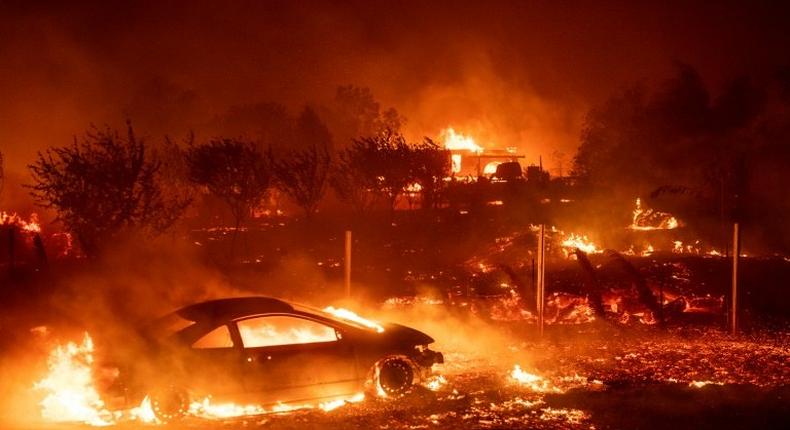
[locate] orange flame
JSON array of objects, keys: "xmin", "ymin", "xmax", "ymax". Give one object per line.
[
  {"xmin": 322, "ymin": 307, "xmax": 385, "ymax": 333},
  {"xmin": 560, "ymin": 233, "xmax": 600, "ymax": 256},
  {"xmin": 0, "ymin": 211, "xmax": 41, "ymax": 233},
  {"xmin": 35, "ymin": 332, "xmax": 368, "ymax": 426},
  {"xmin": 629, "ymin": 198, "xmax": 680, "ymax": 230},
  {"xmin": 441, "ymin": 128, "xmax": 482, "ymax": 153},
  {"xmin": 34, "ymin": 334, "xmax": 114, "ymax": 426}
]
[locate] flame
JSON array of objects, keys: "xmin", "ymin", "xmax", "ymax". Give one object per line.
[
  {"xmin": 322, "ymin": 307, "xmax": 385, "ymax": 333},
  {"xmin": 441, "ymin": 127, "xmax": 482, "ymax": 153},
  {"xmin": 424, "ymin": 375, "xmax": 447, "ymax": 391},
  {"xmin": 34, "ymin": 334, "xmax": 114, "ymax": 426},
  {"xmin": 185, "ymin": 392, "xmax": 365, "ymax": 418},
  {"xmin": 560, "ymin": 233, "xmax": 600, "ymax": 256},
  {"xmin": 318, "ymin": 392, "xmax": 365, "ymax": 411},
  {"xmin": 129, "ymin": 396, "xmax": 158, "ymax": 423},
  {"xmin": 450, "ymin": 154, "xmax": 462, "ymax": 173},
  {"xmin": 404, "ymin": 182, "xmax": 422, "ymax": 193},
  {"xmin": 482, "ymin": 161, "xmax": 501, "ymax": 175},
  {"xmin": 35, "ymin": 333, "xmax": 368, "ymax": 425},
  {"xmin": 629, "ymin": 198, "xmax": 680, "ymax": 230},
  {"xmin": 0, "ymin": 211, "xmax": 41, "ymax": 233},
  {"xmin": 689, "ymin": 380, "xmax": 723, "ymax": 388},
  {"xmin": 509, "ymin": 365, "xmax": 560, "ymax": 393}
]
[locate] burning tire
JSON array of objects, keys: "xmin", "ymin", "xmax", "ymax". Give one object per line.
[
  {"xmin": 372, "ymin": 356, "xmax": 416, "ymax": 397},
  {"xmin": 149, "ymin": 386, "xmax": 189, "ymax": 422}
]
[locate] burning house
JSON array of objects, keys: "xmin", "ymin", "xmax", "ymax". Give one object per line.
[{"xmin": 442, "ymin": 128, "xmax": 526, "ymax": 180}]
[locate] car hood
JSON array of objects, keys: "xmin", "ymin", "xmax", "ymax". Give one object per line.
[{"xmin": 379, "ymin": 322, "xmax": 435, "ymax": 346}]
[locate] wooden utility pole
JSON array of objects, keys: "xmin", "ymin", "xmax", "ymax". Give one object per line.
[
  {"xmin": 536, "ymin": 224, "xmax": 546, "ymax": 336},
  {"xmin": 344, "ymin": 230, "xmax": 352, "ymax": 299},
  {"xmin": 731, "ymin": 223, "xmax": 740, "ymax": 334}
]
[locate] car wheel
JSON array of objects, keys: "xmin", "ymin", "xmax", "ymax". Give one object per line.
[
  {"xmin": 373, "ymin": 357, "xmax": 415, "ymax": 397},
  {"xmin": 149, "ymin": 386, "xmax": 189, "ymax": 422}
]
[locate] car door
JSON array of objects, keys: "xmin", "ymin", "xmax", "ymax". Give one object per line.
[
  {"xmin": 179, "ymin": 323, "xmax": 247, "ymax": 398},
  {"xmin": 234, "ymin": 314, "xmax": 359, "ymax": 403}
]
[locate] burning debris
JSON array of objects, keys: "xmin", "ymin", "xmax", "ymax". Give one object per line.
[{"xmin": 629, "ymin": 198, "xmax": 681, "ymax": 231}]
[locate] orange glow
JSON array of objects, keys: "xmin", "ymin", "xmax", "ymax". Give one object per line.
[
  {"xmin": 629, "ymin": 198, "xmax": 680, "ymax": 230},
  {"xmin": 0, "ymin": 211, "xmax": 41, "ymax": 233},
  {"xmin": 560, "ymin": 233, "xmax": 600, "ymax": 256},
  {"xmin": 509, "ymin": 365, "xmax": 560, "ymax": 393},
  {"xmin": 450, "ymin": 154, "xmax": 462, "ymax": 173},
  {"xmin": 35, "ymin": 333, "xmax": 368, "ymax": 425},
  {"xmin": 322, "ymin": 306, "xmax": 385, "ymax": 333},
  {"xmin": 34, "ymin": 334, "xmax": 114, "ymax": 426},
  {"xmin": 441, "ymin": 127, "xmax": 482, "ymax": 153},
  {"xmin": 237, "ymin": 316, "xmax": 338, "ymax": 348},
  {"xmin": 482, "ymin": 161, "xmax": 501, "ymax": 175}
]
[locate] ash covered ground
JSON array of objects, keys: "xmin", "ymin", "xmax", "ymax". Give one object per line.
[{"xmin": 205, "ymin": 324, "xmax": 790, "ymax": 430}]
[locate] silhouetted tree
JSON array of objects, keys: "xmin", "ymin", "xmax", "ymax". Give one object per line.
[
  {"xmin": 325, "ymin": 85, "xmax": 405, "ymax": 148},
  {"xmin": 269, "ymin": 108, "xmax": 332, "ymax": 219},
  {"xmin": 186, "ymin": 138, "xmax": 270, "ymax": 236},
  {"xmin": 332, "ymin": 130, "xmax": 412, "ymax": 214},
  {"xmin": 157, "ymin": 133, "xmax": 198, "ymax": 223},
  {"xmin": 28, "ymin": 122, "xmax": 189, "ymax": 257},
  {"xmin": 410, "ymin": 138, "xmax": 451, "ymax": 210}
]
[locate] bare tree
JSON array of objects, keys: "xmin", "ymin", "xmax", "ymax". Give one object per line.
[
  {"xmin": 325, "ymin": 85, "xmax": 406, "ymax": 149},
  {"xmin": 157, "ymin": 133, "xmax": 199, "ymax": 224},
  {"xmin": 186, "ymin": 138, "xmax": 270, "ymax": 237},
  {"xmin": 28, "ymin": 122, "xmax": 189, "ymax": 257},
  {"xmin": 269, "ymin": 108, "xmax": 332, "ymax": 219}
]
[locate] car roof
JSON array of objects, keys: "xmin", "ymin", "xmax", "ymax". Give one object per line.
[{"xmin": 174, "ymin": 296, "xmax": 295, "ymax": 322}]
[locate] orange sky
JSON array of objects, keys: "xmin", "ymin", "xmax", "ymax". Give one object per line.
[{"xmin": 1, "ymin": 0, "xmax": 788, "ymax": 203}]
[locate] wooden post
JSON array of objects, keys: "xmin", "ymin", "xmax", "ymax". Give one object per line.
[
  {"xmin": 731, "ymin": 223, "xmax": 740, "ymax": 334},
  {"xmin": 536, "ymin": 224, "xmax": 546, "ymax": 336},
  {"xmin": 344, "ymin": 230, "xmax": 352, "ymax": 299}
]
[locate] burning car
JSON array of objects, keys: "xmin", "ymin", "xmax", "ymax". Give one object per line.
[{"xmin": 105, "ymin": 297, "xmax": 443, "ymax": 421}]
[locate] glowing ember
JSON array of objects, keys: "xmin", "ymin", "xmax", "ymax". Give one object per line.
[
  {"xmin": 424, "ymin": 375, "xmax": 447, "ymax": 391},
  {"xmin": 318, "ymin": 392, "xmax": 365, "ymax": 411},
  {"xmin": 629, "ymin": 198, "xmax": 680, "ymax": 230},
  {"xmin": 404, "ymin": 182, "xmax": 422, "ymax": 193},
  {"xmin": 689, "ymin": 380, "xmax": 724, "ymax": 388},
  {"xmin": 34, "ymin": 334, "xmax": 114, "ymax": 426},
  {"xmin": 441, "ymin": 127, "xmax": 482, "ymax": 153},
  {"xmin": 509, "ymin": 365, "xmax": 560, "ymax": 393},
  {"xmin": 323, "ymin": 306, "xmax": 385, "ymax": 333},
  {"xmin": 539, "ymin": 407, "xmax": 589, "ymax": 424}
]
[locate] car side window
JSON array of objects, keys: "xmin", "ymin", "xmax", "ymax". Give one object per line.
[
  {"xmin": 192, "ymin": 325, "xmax": 234, "ymax": 349},
  {"xmin": 237, "ymin": 316, "xmax": 337, "ymax": 348}
]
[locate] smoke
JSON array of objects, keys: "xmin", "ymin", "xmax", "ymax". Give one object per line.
[{"xmin": 3, "ymin": 0, "xmax": 789, "ymax": 209}]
